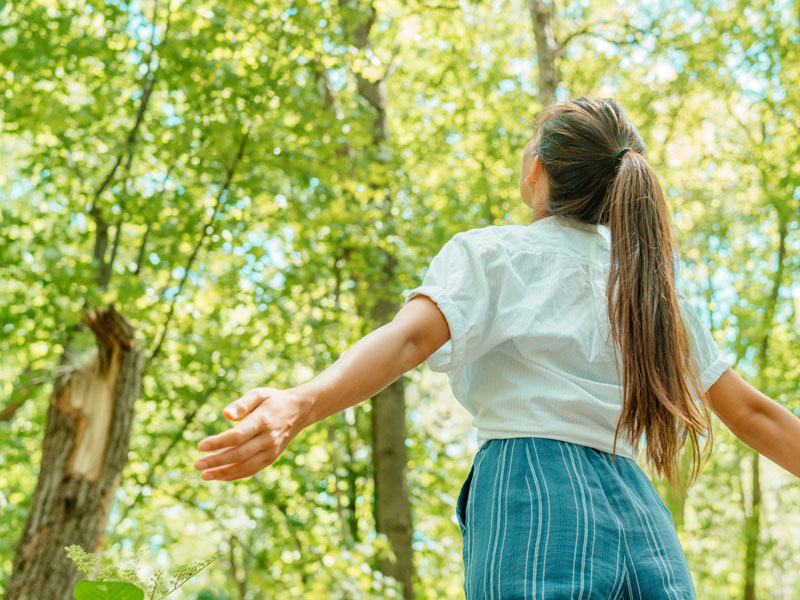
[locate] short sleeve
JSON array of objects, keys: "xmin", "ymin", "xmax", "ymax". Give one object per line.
[
  {"xmin": 401, "ymin": 233, "xmax": 502, "ymax": 373},
  {"xmin": 678, "ymin": 292, "xmax": 731, "ymax": 393}
]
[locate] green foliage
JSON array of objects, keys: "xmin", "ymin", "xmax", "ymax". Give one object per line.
[
  {"xmin": 73, "ymin": 581, "xmax": 144, "ymax": 600},
  {"xmin": 64, "ymin": 545, "xmax": 223, "ymax": 600},
  {"xmin": 1, "ymin": 0, "xmax": 798, "ymax": 598}
]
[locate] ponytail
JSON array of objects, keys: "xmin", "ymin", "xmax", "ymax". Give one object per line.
[
  {"xmin": 529, "ymin": 95, "xmax": 714, "ymax": 492},
  {"xmin": 606, "ymin": 151, "xmax": 713, "ymax": 492}
]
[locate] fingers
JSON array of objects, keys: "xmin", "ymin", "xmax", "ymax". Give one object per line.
[
  {"xmin": 197, "ymin": 411, "xmax": 263, "ymax": 452},
  {"xmin": 222, "ymin": 386, "xmax": 275, "ymax": 421},
  {"xmin": 195, "ymin": 431, "xmax": 268, "ymax": 474},
  {"xmin": 195, "ymin": 386, "xmax": 284, "ymax": 481},
  {"xmin": 202, "ymin": 448, "xmax": 275, "ymax": 481}
]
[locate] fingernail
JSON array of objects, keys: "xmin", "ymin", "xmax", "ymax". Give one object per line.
[{"xmin": 227, "ymin": 406, "xmax": 240, "ymax": 418}]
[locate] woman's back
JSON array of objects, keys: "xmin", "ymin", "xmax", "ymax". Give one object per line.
[{"xmin": 403, "ymin": 213, "xmax": 731, "ymax": 460}]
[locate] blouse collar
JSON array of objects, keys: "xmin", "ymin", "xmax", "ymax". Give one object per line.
[{"xmin": 529, "ymin": 214, "xmax": 603, "ymax": 235}]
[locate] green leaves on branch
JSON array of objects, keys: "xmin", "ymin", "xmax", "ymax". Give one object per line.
[
  {"xmin": 64, "ymin": 544, "xmax": 224, "ymax": 600},
  {"xmin": 73, "ymin": 581, "xmax": 144, "ymax": 600}
]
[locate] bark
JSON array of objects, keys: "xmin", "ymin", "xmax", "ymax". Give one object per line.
[
  {"xmin": 6, "ymin": 305, "xmax": 142, "ymax": 600},
  {"xmin": 743, "ymin": 449, "xmax": 760, "ymax": 600},
  {"xmin": 527, "ymin": 0, "xmax": 560, "ymax": 106},
  {"xmin": 362, "ymin": 62, "xmax": 414, "ymax": 600},
  {"xmin": 742, "ymin": 213, "xmax": 787, "ymax": 600},
  {"xmin": 7, "ymin": 14, "xmax": 157, "ymax": 586},
  {"xmin": 369, "ymin": 344, "xmax": 414, "ymax": 596},
  {"xmin": 337, "ymin": 0, "xmax": 414, "ymax": 596}
]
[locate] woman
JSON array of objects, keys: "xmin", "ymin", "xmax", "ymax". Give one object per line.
[{"xmin": 194, "ymin": 96, "xmax": 800, "ymax": 598}]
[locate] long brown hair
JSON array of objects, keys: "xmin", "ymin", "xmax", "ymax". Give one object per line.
[{"xmin": 529, "ymin": 96, "xmax": 713, "ymax": 492}]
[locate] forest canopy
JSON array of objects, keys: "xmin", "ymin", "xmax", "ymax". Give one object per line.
[{"xmin": 1, "ymin": 0, "xmax": 799, "ymax": 598}]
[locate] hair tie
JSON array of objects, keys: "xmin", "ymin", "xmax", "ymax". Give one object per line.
[{"xmin": 613, "ymin": 147, "xmax": 631, "ymax": 167}]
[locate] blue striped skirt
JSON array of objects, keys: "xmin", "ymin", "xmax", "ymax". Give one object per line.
[{"xmin": 456, "ymin": 437, "xmax": 697, "ymax": 599}]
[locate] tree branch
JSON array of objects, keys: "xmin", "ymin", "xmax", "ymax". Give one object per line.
[
  {"xmin": 116, "ymin": 403, "xmax": 201, "ymax": 522},
  {"xmin": 89, "ymin": 0, "xmax": 175, "ymax": 285},
  {"xmin": 145, "ymin": 130, "xmax": 249, "ymax": 367}
]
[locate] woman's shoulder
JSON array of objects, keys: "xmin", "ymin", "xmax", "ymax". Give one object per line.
[
  {"xmin": 455, "ymin": 223, "xmax": 591, "ymax": 262},
  {"xmin": 452, "ymin": 223, "xmax": 531, "ymax": 253}
]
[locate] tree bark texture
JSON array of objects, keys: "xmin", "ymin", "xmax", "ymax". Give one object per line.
[
  {"xmin": 337, "ymin": 0, "xmax": 414, "ymax": 596},
  {"xmin": 528, "ymin": 0, "xmax": 560, "ymax": 106},
  {"xmin": 6, "ymin": 305, "xmax": 142, "ymax": 600}
]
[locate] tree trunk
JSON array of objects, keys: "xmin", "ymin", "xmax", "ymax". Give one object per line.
[
  {"xmin": 336, "ymin": 0, "xmax": 414, "ymax": 596},
  {"xmin": 741, "ymin": 211, "xmax": 786, "ymax": 600},
  {"xmin": 370, "ymin": 281, "xmax": 413, "ymax": 598},
  {"xmin": 743, "ymin": 449, "xmax": 761, "ymax": 600},
  {"xmin": 6, "ymin": 305, "xmax": 142, "ymax": 600},
  {"xmin": 371, "ymin": 376, "xmax": 414, "ymax": 595},
  {"xmin": 528, "ymin": 0, "xmax": 560, "ymax": 106}
]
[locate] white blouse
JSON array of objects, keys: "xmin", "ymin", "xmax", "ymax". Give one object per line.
[{"xmin": 402, "ymin": 214, "xmax": 732, "ymax": 460}]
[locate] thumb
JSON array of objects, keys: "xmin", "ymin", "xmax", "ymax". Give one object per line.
[{"xmin": 223, "ymin": 386, "xmax": 275, "ymax": 420}]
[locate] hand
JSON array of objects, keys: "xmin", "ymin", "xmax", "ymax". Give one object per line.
[{"xmin": 194, "ymin": 387, "xmax": 308, "ymax": 481}]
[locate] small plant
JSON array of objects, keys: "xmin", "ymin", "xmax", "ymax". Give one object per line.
[{"xmin": 65, "ymin": 544, "xmax": 223, "ymax": 600}]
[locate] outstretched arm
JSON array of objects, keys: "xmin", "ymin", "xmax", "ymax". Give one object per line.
[
  {"xmin": 707, "ymin": 368, "xmax": 800, "ymax": 478},
  {"xmin": 194, "ymin": 295, "xmax": 449, "ymax": 481},
  {"xmin": 293, "ymin": 294, "xmax": 450, "ymax": 428}
]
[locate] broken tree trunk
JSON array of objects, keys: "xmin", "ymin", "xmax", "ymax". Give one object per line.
[{"xmin": 6, "ymin": 304, "xmax": 142, "ymax": 600}]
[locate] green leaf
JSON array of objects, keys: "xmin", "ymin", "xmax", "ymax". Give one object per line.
[{"xmin": 73, "ymin": 580, "xmax": 145, "ymax": 600}]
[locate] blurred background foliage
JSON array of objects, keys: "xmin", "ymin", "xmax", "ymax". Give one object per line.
[{"xmin": 1, "ymin": 0, "xmax": 798, "ymax": 597}]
